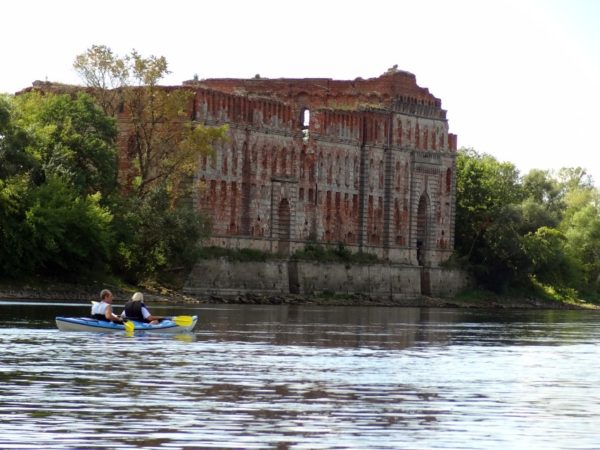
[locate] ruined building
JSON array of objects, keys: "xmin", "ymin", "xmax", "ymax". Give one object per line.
[{"xmin": 182, "ymin": 68, "xmax": 457, "ymax": 267}]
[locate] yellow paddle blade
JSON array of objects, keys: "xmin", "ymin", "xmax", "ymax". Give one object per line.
[
  {"xmin": 124, "ymin": 320, "xmax": 135, "ymax": 333},
  {"xmin": 172, "ymin": 315, "xmax": 194, "ymax": 327}
]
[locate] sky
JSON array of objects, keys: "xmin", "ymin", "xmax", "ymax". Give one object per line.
[{"xmin": 2, "ymin": 0, "xmax": 599, "ymax": 184}]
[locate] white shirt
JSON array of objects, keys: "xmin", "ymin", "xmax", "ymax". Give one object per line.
[{"xmin": 91, "ymin": 301, "xmax": 109, "ymax": 316}]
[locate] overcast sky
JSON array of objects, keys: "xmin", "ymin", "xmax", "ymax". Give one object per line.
[{"xmin": 3, "ymin": 0, "xmax": 599, "ymax": 184}]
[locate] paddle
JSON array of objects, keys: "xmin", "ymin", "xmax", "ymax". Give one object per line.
[
  {"xmin": 124, "ymin": 320, "xmax": 135, "ymax": 333},
  {"xmin": 169, "ymin": 315, "xmax": 194, "ymax": 327}
]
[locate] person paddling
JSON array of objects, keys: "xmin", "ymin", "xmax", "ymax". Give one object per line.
[
  {"xmin": 121, "ymin": 292, "xmax": 162, "ymax": 324},
  {"xmin": 91, "ymin": 289, "xmax": 126, "ymax": 324}
]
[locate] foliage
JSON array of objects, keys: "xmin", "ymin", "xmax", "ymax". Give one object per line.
[
  {"xmin": 110, "ymin": 186, "xmax": 211, "ymax": 283},
  {"xmin": 1, "ymin": 47, "xmax": 222, "ymax": 286},
  {"xmin": 454, "ymin": 147, "xmax": 600, "ymax": 297},
  {"xmin": 74, "ymin": 44, "xmax": 228, "ymax": 202},
  {"xmin": 0, "ymin": 175, "xmax": 30, "ymax": 277},
  {"xmin": 293, "ymin": 242, "xmax": 379, "ymax": 264},
  {"xmin": 454, "ymin": 148, "xmax": 525, "ymax": 290},
  {"xmin": 0, "ymin": 93, "xmax": 117, "ymax": 279},
  {"xmin": 0, "ymin": 95, "xmax": 36, "ymax": 179},
  {"xmin": 455, "ymin": 148, "xmax": 522, "ymax": 262},
  {"xmin": 22, "ymin": 177, "xmax": 114, "ymax": 278},
  {"xmin": 12, "ymin": 92, "xmax": 118, "ymax": 196},
  {"xmin": 0, "ymin": 176, "xmax": 114, "ymax": 279},
  {"xmin": 521, "ymin": 226, "xmax": 575, "ymax": 286},
  {"xmin": 563, "ymin": 204, "xmax": 600, "ymax": 292},
  {"xmin": 72, "ymin": 45, "xmax": 128, "ymax": 116},
  {"xmin": 196, "ymin": 246, "xmax": 271, "ymax": 262}
]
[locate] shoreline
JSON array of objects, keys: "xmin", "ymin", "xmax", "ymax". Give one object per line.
[{"xmin": 0, "ymin": 283, "xmax": 593, "ymax": 310}]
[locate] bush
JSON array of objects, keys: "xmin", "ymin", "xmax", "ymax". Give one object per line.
[
  {"xmin": 196, "ymin": 246, "xmax": 270, "ymax": 262},
  {"xmin": 292, "ymin": 242, "xmax": 379, "ymax": 264}
]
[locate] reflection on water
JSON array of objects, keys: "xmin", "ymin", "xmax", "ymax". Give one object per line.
[{"xmin": 1, "ymin": 301, "xmax": 600, "ymax": 449}]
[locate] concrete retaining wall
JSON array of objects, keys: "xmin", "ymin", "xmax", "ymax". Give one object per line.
[{"xmin": 184, "ymin": 259, "xmax": 471, "ymax": 301}]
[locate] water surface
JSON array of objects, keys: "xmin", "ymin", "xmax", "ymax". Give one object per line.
[{"xmin": 1, "ymin": 301, "xmax": 599, "ymax": 449}]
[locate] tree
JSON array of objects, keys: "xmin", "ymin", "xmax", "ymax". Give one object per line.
[
  {"xmin": 74, "ymin": 45, "xmax": 227, "ymax": 202},
  {"xmin": 454, "ymin": 149, "xmax": 527, "ymax": 290},
  {"xmin": 521, "ymin": 226, "xmax": 575, "ymax": 287},
  {"xmin": 21, "ymin": 176, "xmax": 114, "ymax": 278},
  {"xmin": 557, "ymin": 167, "xmax": 594, "ymax": 191},
  {"xmin": 521, "ymin": 169, "xmax": 563, "ymax": 229},
  {"xmin": 0, "ymin": 95, "xmax": 36, "ymax": 179},
  {"xmin": 72, "ymin": 45, "xmax": 228, "ymax": 283},
  {"xmin": 455, "ymin": 148, "xmax": 523, "ymax": 259},
  {"xmin": 0, "ymin": 93, "xmax": 118, "ymax": 279},
  {"xmin": 564, "ymin": 204, "xmax": 600, "ymax": 292},
  {"xmin": 73, "ymin": 45, "xmax": 128, "ymax": 116},
  {"xmin": 0, "ymin": 175, "xmax": 30, "ymax": 277},
  {"xmin": 12, "ymin": 92, "xmax": 118, "ymax": 196},
  {"xmin": 110, "ymin": 186, "xmax": 211, "ymax": 283}
]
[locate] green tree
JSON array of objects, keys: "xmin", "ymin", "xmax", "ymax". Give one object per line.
[
  {"xmin": 0, "ymin": 95, "xmax": 36, "ymax": 179},
  {"xmin": 564, "ymin": 204, "xmax": 600, "ymax": 292},
  {"xmin": 110, "ymin": 186, "xmax": 210, "ymax": 283},
  {"xmin": 520, "ymin": 169, "xmax": 563, "ymax": 230},
  {"xmin": 0, "ymin": 175, "xmax": 30, "ymax": 277},
  {"xmin": 21, "ymin": 176, "xmax": 114, "ymax": 278},
  {"xmin": 0, "ymin": 93, "xmax": 118, "ymax": 279},
  {"xmin": 455, "ymin": 149, "xmax": 526, "ymax": 290},
  {"xmin": 521, "ymin": 226, "xmax": 575, "ymax": 287},
  {"xmin": 455, "ymin": 148, "xmax": 522, "ymax": 257},
  {"xmin": 12, "ymin": 92, "xmax": 118, "ymax": 196}
]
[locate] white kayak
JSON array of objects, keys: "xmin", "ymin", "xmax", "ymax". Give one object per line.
[{"xmin": 55, "ymin": 315, "xmax": 198, "ymax": 333}]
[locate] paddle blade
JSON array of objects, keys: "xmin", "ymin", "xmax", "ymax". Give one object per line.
[
  {"xmin": 172, "ymin": 315, "xmax": 194, "ymax": 327},
  {"xmin": 124, "ymin": 320, "xmax": 135, "ymax": 333}
]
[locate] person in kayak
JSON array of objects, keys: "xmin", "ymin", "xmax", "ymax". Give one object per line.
[
  {"xmin": 91, "ymin": 289, "xmax": 126, "ymax": 324},
  {"xmin": 121, "ymin": 292, "xmax": 162, "ymax": 324}
]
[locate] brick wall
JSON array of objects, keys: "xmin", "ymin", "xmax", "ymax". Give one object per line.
[{"xmin": 184, "ymin": 69, "xmax": 457, "ymax": 267}]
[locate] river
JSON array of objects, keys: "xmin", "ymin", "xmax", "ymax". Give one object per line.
[{"xmin": 1, "ymin": 300, "xmax": 599, "ymax": 449}]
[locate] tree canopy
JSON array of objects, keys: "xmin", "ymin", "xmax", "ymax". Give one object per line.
[{"xmin": 455, "ymin": 148, "xmax": 600, "ymax": 298}]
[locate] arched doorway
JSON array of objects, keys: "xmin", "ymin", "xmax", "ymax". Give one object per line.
[
  {"xmin": 416, "ymin": 193, "xmax": 429, "ymax": 266},
  {"xmin": 277, "ymin": 198, "xmax": 291, "ymax": 255}
]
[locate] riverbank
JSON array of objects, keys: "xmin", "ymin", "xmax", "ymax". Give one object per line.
[{"xmin": 0, "ymin": 281, "xmax": 596, "ymax": 310}]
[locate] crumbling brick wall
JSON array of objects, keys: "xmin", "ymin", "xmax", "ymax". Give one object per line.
[
  {"xmin": 187, "ymin": 68, "xmax": 457, "ymax": 266},
  {"xmin": 21, "ymin": 69, "xmax": 457, "ymax": 267}
]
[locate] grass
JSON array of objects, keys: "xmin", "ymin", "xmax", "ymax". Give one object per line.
[
  {"xmin": 196, "ymin": 246, "xmax": 271, "ymax": 262},
  {"xmin": 292, "ymin": 242, "xmax": 380, "ymax": 264}
]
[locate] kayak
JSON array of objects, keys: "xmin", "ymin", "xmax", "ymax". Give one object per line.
[{"xmin": 55, "ymin": 316, "xmax": 198, "ymax": 333}]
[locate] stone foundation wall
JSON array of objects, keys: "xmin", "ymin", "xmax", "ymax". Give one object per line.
[{"xmin": 183, "ymin": 259, "xmax": 470, "ymax": 301}]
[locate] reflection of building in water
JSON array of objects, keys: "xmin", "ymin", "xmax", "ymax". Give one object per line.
[
  {"xmin": 184, "ymin": 68, "xmax": 457, "ymax": 267},
  {"xmin": 208, "ymin": 306, "xmax": 454, "ymax": 350}
]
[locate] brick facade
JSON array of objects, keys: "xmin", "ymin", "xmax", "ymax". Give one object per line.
[{"xmin": 185, "ymin": 68, "xmax": 457, "ymax": 267}]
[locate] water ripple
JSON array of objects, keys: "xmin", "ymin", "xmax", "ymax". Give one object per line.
[{"xmin": 1, "ymin": 306, "xmax": 600, "ymax": 448}]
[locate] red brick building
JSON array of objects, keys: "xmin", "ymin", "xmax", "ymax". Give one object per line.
[{"xmin": 185, "ymin": 68, "xmax": 457, "ymax": 267}]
